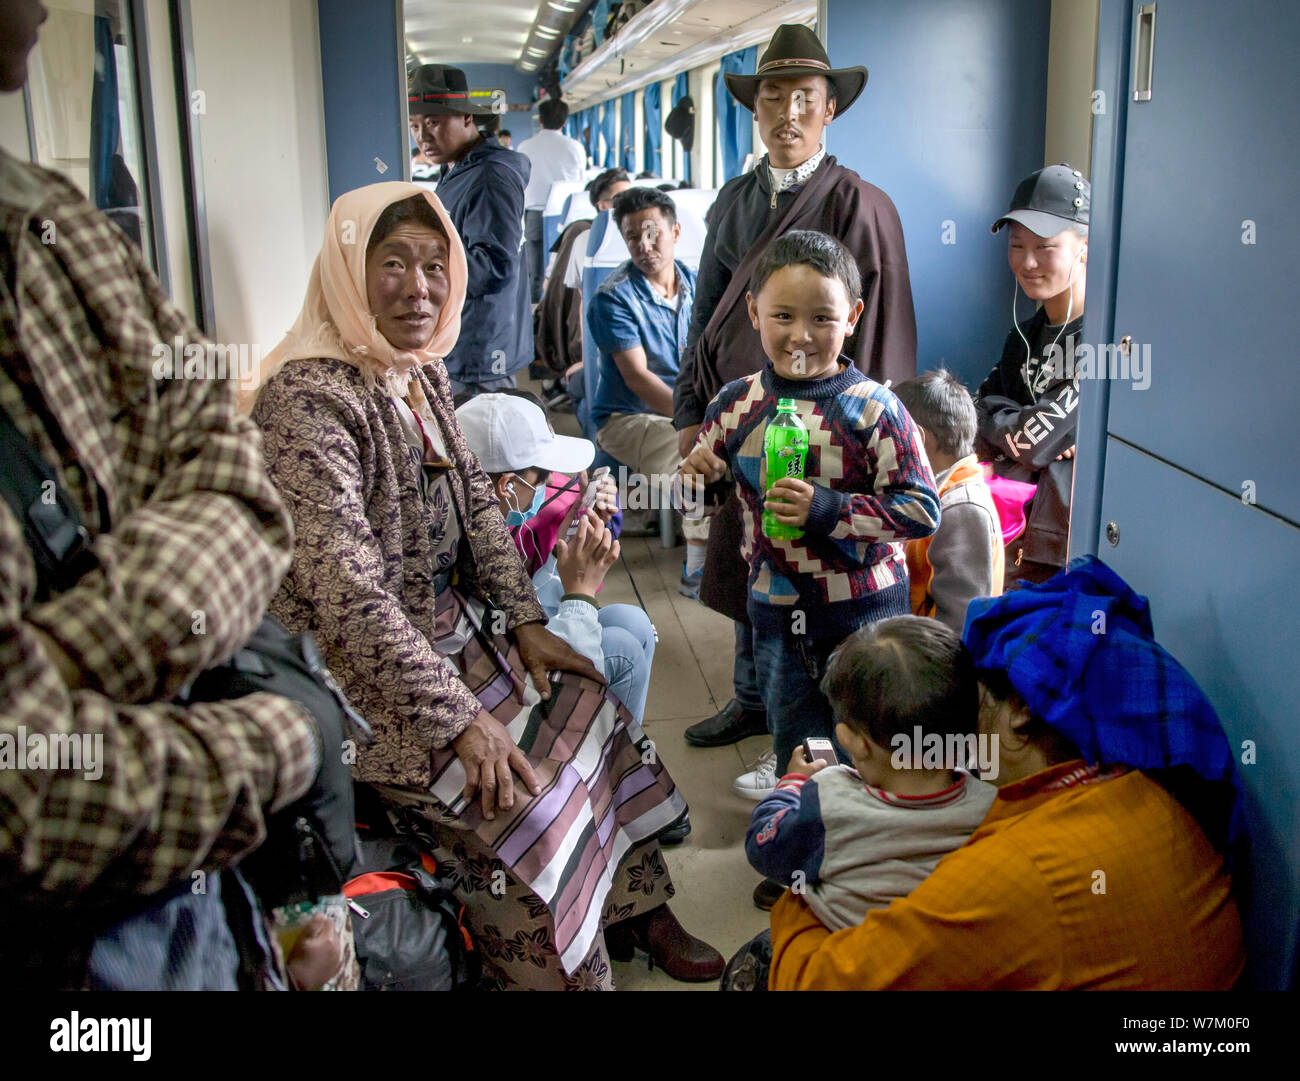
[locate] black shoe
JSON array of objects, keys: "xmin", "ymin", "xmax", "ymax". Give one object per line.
[
  {"xmin": 657, "ymin": 811, "xmax": 691, "ymax": 846},
  {"xmin": 684, "ymin": 699, "xmax": 769, "ymax": 748},
  {"xmin": 752, "ymin": 878, "xmax": 787, "ymax": 912}
]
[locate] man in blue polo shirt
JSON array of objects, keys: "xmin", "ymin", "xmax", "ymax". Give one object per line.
[{"xmin": 588, "ymin": 187, "xmax": 709, "ymax": 598}]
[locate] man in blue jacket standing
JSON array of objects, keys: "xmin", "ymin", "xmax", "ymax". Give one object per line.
[{"xmin": 408, "ymin": 65, "xmax": 533, "ymax": 394}]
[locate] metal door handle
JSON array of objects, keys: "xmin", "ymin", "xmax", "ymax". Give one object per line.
[{"xmin": 1134, "ymin": 3, "xmax": 1157, "ymax": 101}]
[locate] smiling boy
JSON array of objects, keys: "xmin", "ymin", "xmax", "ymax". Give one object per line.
[{"xmin": 680, "ymin": 232, "xmax": 939, "ymax": 888}]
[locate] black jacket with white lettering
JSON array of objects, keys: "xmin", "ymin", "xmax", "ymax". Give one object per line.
[{"xmin": 974, "ymin": 308, "xmax": 1084, "ymax": 570}]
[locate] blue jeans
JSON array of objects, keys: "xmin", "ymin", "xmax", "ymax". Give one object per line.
[
  {"xmin": 86, "ymin": 874, "xmax": 240, "ymax": 990},
  {"xmin": 599, "ymin": 603, "xmax": 656, "ymax": 722},
  {"xmin": 750, "ymin": 628, "xmax": 844, "ymax": 773},
  {"xmin": 733, "ymin": 619, "xmax": 763, "ymax": 712}
]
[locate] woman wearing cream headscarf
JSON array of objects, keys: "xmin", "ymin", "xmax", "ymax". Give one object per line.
[{"xmin": 250, "ymin": 183, "xmax": 722, "ymax": 989}]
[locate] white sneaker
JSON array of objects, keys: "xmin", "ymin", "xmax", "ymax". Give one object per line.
[{"xmin": 733, "ymin": 748, "xmax": 779, "ymax": 801}]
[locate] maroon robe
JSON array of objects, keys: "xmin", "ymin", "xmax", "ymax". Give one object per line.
[{"xmin": 674, "ymin": 154, "xmax": 918, "ymax": 620}]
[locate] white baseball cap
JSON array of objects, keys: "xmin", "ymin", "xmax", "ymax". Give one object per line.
[{"xmin": 456, "ymin": 393, "xmax": 594, "ymax": 475}]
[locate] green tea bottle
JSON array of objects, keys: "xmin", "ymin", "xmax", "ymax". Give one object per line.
[{"xmin": 762, "ymin": 399, "xmax": 808, "ymax": 540}]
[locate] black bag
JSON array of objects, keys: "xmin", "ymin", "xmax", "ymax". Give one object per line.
[
  {"xmin": 345, "ymin": 835, "xmax": 481, "ymax": 991},
  {"xmin": 185, "ymin": 616, "xmax": 370, "ymax": 904}
]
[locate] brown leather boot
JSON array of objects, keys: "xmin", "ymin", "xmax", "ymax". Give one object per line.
[{"xmin": 605, "ymin": 904, "xmax": 724, "ymax": 982}]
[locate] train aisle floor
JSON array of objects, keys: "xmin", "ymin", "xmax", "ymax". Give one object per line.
[{"xmin": 543, "ymin": 385, "xmax": 771, "ymax": 989}]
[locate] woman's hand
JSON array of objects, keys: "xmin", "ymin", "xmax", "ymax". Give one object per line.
[
  {"xmin": 553, "ymin": 511, "xmax": 619, "ymax": 597},
  {"xmin": 764, "ymin": 477, "xmax": 814, "ymax": 528},
  {"xmin": 513, "ymin": 620, "xmax": 605, "ymax": 697},
  {"xmin": 452, "ymin": 710, "xmax": 542, "ymax": 820},
  {"xmin": 1055, "ymin": 445, "xmax": 1076, "ymax": 461}
]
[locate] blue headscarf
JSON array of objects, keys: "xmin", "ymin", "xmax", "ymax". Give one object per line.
[{"xmin": 962, "ymin": 556, "xmax": 1243, "ymax": 841}]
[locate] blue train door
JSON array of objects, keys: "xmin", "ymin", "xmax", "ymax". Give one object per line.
[{"xmin": 1079, "ymin": 0, "xmax": 1300, "ymax": 988}]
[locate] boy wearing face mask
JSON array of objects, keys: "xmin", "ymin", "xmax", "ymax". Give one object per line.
[
  {"xmin": 975, "ymin": 165, "xmax": 1090, "ymax": 588},
  {"xmin": 456, "ymin": 394, "xmax": 659, "ymax": 731}
]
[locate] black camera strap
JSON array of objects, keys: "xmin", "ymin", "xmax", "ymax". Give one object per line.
[{"xmin": 0, "ymin": 403, "xmax": 99, "ymax": 601}]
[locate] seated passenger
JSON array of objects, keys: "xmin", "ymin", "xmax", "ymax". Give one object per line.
[
  {"xmin": 251, "ymin": 182, "xmax": 722, "ymax": 987},
  {"xmin": 723, "ymin": 617, "xmax": 996, "ymax": 990},
  {"xmin": 0, "ymin": 1, "xmax": 342, "ymax": 988},
  {"xmin": 542, "ymin": 169, "xmax": 633, "ymax": 415},
  {"xmin": 535, "ymin": 171, "xmax": 630, "ymax": 410},
  {"xmin": 976, "ymin": 165, "xmax": 1089, "ymax": 588},
  {"xmin": 588, "ymin": 186, "xmax": 710, "ymax": 595},
  {"xmin": 894, "ymin": 369, "xmax": 1004, "ymax": 632},
  {"xmin": 769, "ymin": 557, "xmax": 1245, "ymax": 990},
  {"xmin": 562, "ymin": 167, "xmax": 632, "ymax": 292},
  {"xmin": 451, "ymin": 388, "xmax": 621, "ymax": 574},
  {"xmin": 456, "ymin": 392, "xmax": 657, "ymax": 724}
]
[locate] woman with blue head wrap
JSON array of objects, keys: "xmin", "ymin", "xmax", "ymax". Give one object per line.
[{"xmin": 769, "ymin": 557, "xmax": 1245, "ymax": 990}]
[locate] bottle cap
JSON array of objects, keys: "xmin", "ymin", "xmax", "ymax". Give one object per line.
[{"xmin": 776, "ymin": 398, "xmax": 796, "ymax": 411}]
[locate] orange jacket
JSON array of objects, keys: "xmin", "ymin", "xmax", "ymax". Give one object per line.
[
  {"xmin": 769, "ymin": 761, "xmax": 1244, "ymax": 989},
  {"xmin": 905, "ymin": 455, "xmax": 1003, "ymax": 626}
]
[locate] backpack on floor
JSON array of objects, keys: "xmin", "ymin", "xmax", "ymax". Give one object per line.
[{"xmin": 344, "ymin": 836, "xmax": 480, "ymax": 991}]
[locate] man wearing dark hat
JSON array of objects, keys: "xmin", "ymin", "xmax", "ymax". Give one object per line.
[
  {"xmin": 676, "ymin": 24, "xmax": 917, "ymax": 763},
  {"xmin": 976, "ymin": 164, "xmax": 1090, "ymax": 588},
  {"xmin": 408, "ymin": 64, "xmax": 533, "ymax": 395}
]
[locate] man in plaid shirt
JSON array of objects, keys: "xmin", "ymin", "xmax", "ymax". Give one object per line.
[{"xmin": 0, "ymin": 2, "xmax": 319, "ymax": 985}]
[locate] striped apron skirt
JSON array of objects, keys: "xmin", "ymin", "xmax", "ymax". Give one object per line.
[{"xmin": 374, "ymin": 586, "xmax": 684, "ymax": 987}]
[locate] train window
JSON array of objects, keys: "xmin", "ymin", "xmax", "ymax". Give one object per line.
[{"xmin": 24, "ymin": 0, "xmax": 160, "ymax": 270}]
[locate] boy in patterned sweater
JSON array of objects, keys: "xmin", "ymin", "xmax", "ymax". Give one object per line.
[{"xmin": 680, "ymin": 230, "xmax": 940, "ymax": 796}]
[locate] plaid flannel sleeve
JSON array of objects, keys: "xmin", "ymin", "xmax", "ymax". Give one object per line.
[
  {"xmin": 1, "ymin": 509, "xmax": 318, "ymax": 903},
  {"xmin": 22, "ymin": 211, "xmax": 295, "ymax": 705}
]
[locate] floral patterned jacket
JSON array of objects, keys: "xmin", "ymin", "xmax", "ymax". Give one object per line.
[{"xmin": 253, "ymin": 357, "xmax": 546, "ymax": 789}]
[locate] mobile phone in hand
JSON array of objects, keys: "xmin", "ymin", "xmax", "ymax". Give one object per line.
[
  {"xmin": 803, "ymin": 737, "xmax": 837, "ymax": 768},
  {"xmin": 566, "ymin": 466, "xmax": 610, "ymax": 540}
]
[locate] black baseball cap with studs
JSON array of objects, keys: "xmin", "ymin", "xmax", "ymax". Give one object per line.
[{"xmin": 991, "ymin": 164, "xmax": 1090, "ymax": 237}]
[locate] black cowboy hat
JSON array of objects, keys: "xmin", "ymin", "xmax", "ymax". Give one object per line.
[
  {"xmin": 408, "ymin": 64, "xmax": 492, "ymax": 117},
  {"xmin": 724, "ymin": 24, "xmax": 868, "ymax": 115}
]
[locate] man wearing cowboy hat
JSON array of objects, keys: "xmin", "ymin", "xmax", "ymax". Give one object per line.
[
  {"xmin": 675, "ymin": 26, "xmax": 917, "ymax": 788},
  {"xmin": 408, "ymin": 64, "xmax": 533, "ymax": 395}
]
